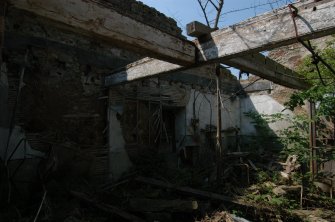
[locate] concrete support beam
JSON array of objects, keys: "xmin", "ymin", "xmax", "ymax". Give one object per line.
[
  {"xmin": 106, "ymin": 0, "xmax": 334, "ymax": 88},
  {"xmin": 105, "ymin": 55, "xmax": 309, "ymax": 89},
  {"xmin": 0, "ymin": 0, "xmax": 5, "ymax": 64},
  {"xmin": 196, "ymin": 0, "xmax": 335, "ymax": 63},
  {"xmin": 225, "ymin": 54, "xmax": 311, "ymax": 90},
  {"xmin": 10, "ymin": 0, "xmax": 195, "ymax": 66},
  {"xmin": 105, "ymin": 59, "xmax": 224, "ymax": 85},
  {"xmin": 10, "ymin": 0, "xmax": 335, "ymax": 89},
  {"xmin": 11, "ymin": 0, "xmax": 335, "ymax": 67},
  {"xmin": 187, "ymin": 21, "xmax": 214, "ymax": 37}
]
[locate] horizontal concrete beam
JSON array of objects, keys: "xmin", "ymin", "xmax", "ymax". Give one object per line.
[
  {"xmin": 11, "ymin": 0, "xmax": 335, "ymax": 67},
  {"xmin": 196, "ymin": 0, "xmax": 335, "ymax": 63},
  {"xmin": 10, "ymin": 0, "xmax": 335, "ymax": 89},
  {"xmin": 105, "ymin": 54, "xmax": 309, "ymax": 89},
  {"xmin": 106, "ymin": 0, "xmax": 334, "ymax": 88},
  {"xmin": 105, "ymin": 59, "xmax": 228, "ymax": 86},
  {"xmin": 225, "ymin": 54, "xmax": 311, "ymax": 90},
  {"xmin": 241, "ymin": 80, "xmax": 273, "ymax": 93},
  {"xmin": 10, "ymin": 0, "xmax": 195, "ymax": 66},
  {"xmin": 187, "ymin": 21, "xmax": 214, "ymax": 37}
]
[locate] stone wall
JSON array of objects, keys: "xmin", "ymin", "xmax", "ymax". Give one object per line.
[
  {"xmin": 0, "ymin": 1, "xmax": 187, "ymax": 203},
  {"xmin": 269, "ymin": 36, "xmax": 334, "ymax": 70},
  {"xmin": 3, "ymin": 38, "xmax": 108, "ymax": 180},
  {"xmin": 1, "ymin": 0, "xmax": 187, "ymax": 185}
]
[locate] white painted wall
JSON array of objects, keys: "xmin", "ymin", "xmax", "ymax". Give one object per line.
[
  {"xmin": 107, "ymin": 88, "xmax": 295, "ymax": 178},
  {"xmin": 185, "ymin": 89, "xmax": 239, "ymax": 135},
  {"xmin": 239, "ymin": 94, "xmax": 293, "ymax": 136},
  {"xmin": 108, "ymin": 105, "xmax": 133, "ymax": 181}
]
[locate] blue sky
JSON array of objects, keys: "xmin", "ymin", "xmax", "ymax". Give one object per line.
[{"xmin": 139, "ymin": 0, "xmax": 292, "ymax": 36}]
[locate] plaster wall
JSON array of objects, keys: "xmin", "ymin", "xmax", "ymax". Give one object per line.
[
  {"xmin": 108, "ymin": 106, "xmax": 133, "ymax": 180},
  {"xmin": 239, "ymin": 94, "xmax": 293, "ymax": 136},
  {"xmin": 185, "ymin": 89, "xmax": 239, "ymax": 136}
]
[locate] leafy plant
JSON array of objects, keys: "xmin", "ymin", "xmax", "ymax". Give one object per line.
[
  {"xmin": 285, "ymin": 39, "xmax": 335, "ymax": 120},
  {"xmin": 278, "ymin": 115, "xmax": 310, "ymax": 164},
  {"xmin": 244, "ymin": 111, "xmax": 285, "ymax": 134},
  {"xmin": 256, "ymin": 171, "xmax": 270, "ymax": 183}
]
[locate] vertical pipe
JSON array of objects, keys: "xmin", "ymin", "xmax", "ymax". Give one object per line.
[
  {"xmin": 216, "ymin": 65, "xmax": 222, "ymax": 184},
  {"xmin": 171, "ymin": 112, "xmax": 176, "ymax": 153},
  {"xmin": 149, "ymin": 101, "xmax": 151, "ymax": 145},
  {"xmin": 0, "ymin": 0, "xmax": 5, "ymax": 65},
  {"xmin": 136, "ymin": 99, "xmax": 139, "ymax": 144},
  {"xmin": 309, "ymin": 101, "xmax": 317, "ymax": 179},
  {"xmin": 0, "ymin": 1, "xmax": 7, "ymax": 130}
]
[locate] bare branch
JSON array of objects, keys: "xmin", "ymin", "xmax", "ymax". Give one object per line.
[
  {"xmin": 213, "ymin": 0, "xmax": 224, "ymax": 29},
  {"xmin": 208, "ymin": 0, "xmax": 219, "ymax": 11},
  {"xmin": 196, "ymin": 0, "xmax": 224, "ymax": 29},
  {"xmin": 196, "ymin": 0, "xmax": 211, "ymax": 27}
]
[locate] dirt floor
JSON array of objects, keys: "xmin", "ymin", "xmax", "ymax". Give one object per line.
[{"xmin": 1, "ymin": 145, "xmax": 335, "ymax": 222}]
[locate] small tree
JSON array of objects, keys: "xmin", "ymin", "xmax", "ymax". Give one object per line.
[
  {"xmin": 285, "ymin": 40, "xmax": 335, "ymax": 141},
  {"xmin": 285, "ymin": 40, "xmax": 335, "ymax": 172}
]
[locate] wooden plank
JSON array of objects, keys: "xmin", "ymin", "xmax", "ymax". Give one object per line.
[
  {"xmin": 10, "ymin": 0, "xmax": 195, "ymax": 66},
  {"xmin": 71, "ymin": 191, "xmax": 145, "ymax": 222},
  {"xmin": 135, "ymin": 176, "xmax": 278, "ymax": 213},
  {"xmin": 135, "ymin": 176, "xmax": 241, "ymax": 204},
  {"xmin": 129, "ymin": 198, "xmax": 198, "ymax": 212}
]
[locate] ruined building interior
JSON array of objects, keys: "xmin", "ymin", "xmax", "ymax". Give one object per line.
[{"xmin": 0, "ymin": 0, "xmax": 335, "ymax": 221}]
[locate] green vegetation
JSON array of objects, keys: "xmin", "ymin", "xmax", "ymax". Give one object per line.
[
  {"xmin": 285, "ymin": 39, "xmax": 335, "ymax": 118},
  {"xmin": 241, "ymin": 40, "xmax": 335, "ymax": 214}
]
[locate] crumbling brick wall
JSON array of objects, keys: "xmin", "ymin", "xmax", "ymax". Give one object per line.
[
  {"xmin": 4, "ymin": 15, "xmax": 111, "ymax": 179},
  {"xmin": 2, "ymin": 0, "xmax": 185, "ymax": 182},
  {"xmin": 99, "ymin": 0, "xmax": 184, "ymax": 38},
  {"xmin": 267, "ymin": 36, "xmax": 334, "ymax": 107}
]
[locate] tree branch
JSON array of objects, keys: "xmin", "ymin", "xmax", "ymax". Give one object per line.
[
  {"xmin": 197, "ymin": 0, "xmax": 211, "ymax": 27},
  {"xmin": 196, "ymin": 0, "xmax": 224, "ymax": 29},
  {"xmin": 213, "ymin": 0, "xmax": 224, "ymax": 29},
  {"xmin": 208, "ymin": 0, "xmax": 219, "ymax": 11}
]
